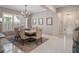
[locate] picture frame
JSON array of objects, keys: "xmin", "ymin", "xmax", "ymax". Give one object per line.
[
  {"xmin": 33, "ymin": 18, "xmax": 37, "ymax": 25},
  {"xmin": 46, "ymin": 17, "xmax": 53, "ymax": 25},
  {"xmin": 38, "ymin": 18, "xmax": 43, "ymax": 25},
  {"xmin": 0, "ymin": 18, "xmax": 2, "ymax": 23}
]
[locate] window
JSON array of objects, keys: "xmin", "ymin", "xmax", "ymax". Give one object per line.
[
  {"xmin": 14, "ymin": 16, "xmax": 20, "ymax": 28},
  {"xmin": 2, "ymin": 14, "xmax": 13, "ymax": 32}
]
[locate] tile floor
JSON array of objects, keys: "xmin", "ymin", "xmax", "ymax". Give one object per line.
[
  {"xmin": 0, "ymin": 38, "xmax": 23, "ymax": 53},
  {"xmin": 0, "ymin": 34, "xmax": 73, "ymax": 53},
  {"xmin": 31, "ymin": 34, "xmax": 73, "ymax": 53}
]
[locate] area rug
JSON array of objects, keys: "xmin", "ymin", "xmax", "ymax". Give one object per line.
[{"xmin": 7, "ymin": 36, "xmax": 48, "ymax": 53}]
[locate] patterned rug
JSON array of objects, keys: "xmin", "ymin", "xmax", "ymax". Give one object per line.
[{"xmin": 7, "ymin": 36, "xmax": 48, "ymax": 53}]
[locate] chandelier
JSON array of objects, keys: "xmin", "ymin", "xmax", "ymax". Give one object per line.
[{"xmin": 21, "ymin": 5, "xmax": 31, "ymax": 18}]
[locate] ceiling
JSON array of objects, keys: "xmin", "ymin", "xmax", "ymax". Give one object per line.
[
  {"xmin": 0, "ymin": 5, "xmax": 67, "ymax": 14},
  {"xmin": 0, "ymin": 5, "xmax": 47, "ymax": 14},
  {"xmin": 54, "ymin": 5, "xmax": 67, "ymax": 8}
]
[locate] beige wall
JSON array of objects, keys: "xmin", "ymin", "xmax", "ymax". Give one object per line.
[
  {"xmin": 32, "ymin": 6, "xmax": 79, "ymax": 36},
  {"xmin": 57, "ymin": 12, "xmax": 64, "ymax": 35},
  {"xmin": 57, "ymin": 5, "xmax": 79, "ymax": 35},
  {"xmin": 0, "ymin": 23, "xmax": 2, "ymax": 32},
  {"xmin": 31, "ymin": 10, "xmax": 59, "ymax": 36}
]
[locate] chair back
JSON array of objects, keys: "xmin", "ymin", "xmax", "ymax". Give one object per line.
[
  {"xmin": 73, "ymin": 31, "xmax": 79, "ymax": 41},
  {"xmin": 36, "ymin": 27, "xmax": 42, "ymax": 39},
  {"xmin": 14, "ymin": 28, "xmax": 19, "ymax": 36},
  {"xmin": 19, "ymin": 30, "xmax": 27, "ymax": 39}
]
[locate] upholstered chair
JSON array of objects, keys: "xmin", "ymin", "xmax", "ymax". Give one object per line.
[
  {"xmin": 19, "ymin": 30, "xmax": 29, "ymax": 45},
  {"xmin": 73, "ymin": 31, "xmax": 79, "ymax": 48},
  {"xmin": 73, "ymin": 31, "xmax": 79, "ymax": 41},
  {"xmin": 35, "ymin": 27, "xmax": 43, "ymax": 44},
  {"xmin": 14, "ymin": 28, "xmax": 20, "ymax": 41}
]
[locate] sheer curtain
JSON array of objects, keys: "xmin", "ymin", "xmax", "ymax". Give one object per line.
[
  {"xmin": 2, "ymin": 13, "xmax": 28, "ymax": 32},
  {"xmin": 2, "ymin": 14, "xmax": 13, "ymax": 32},
  {"xmin": 2, "ymin": 13, "xmax": 21, "ymax": 32}
]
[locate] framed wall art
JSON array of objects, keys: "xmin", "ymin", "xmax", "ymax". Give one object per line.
[
  {"xmin": 0, "ymin": 18, "xmax": 2, "ymax": 23},
  {"xmin": 38, "ymin": 18, "xmax": 43, "ymax": 25},
  {"xmin": 46, "ymin": 17, "xmax": 53, "ymax": 25},
  {"xmin": 32, "ymin": 18, "xmax": 37, "ymax": 25}
]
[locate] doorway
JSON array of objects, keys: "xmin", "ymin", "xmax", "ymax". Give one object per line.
[
  {"xmin": 63, "ymin": 12, "xmax": 75, "ymax": 52},
  {"xmin": 63, "ymin": 12, "xmax": 75, "ymax": 35}
]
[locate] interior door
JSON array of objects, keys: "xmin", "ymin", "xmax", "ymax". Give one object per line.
[{"xmin": 64, "ymin": 12, "xmax": 75, "ymax": 35}]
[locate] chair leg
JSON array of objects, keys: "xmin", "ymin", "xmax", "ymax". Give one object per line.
[
  {"xmin": 15, "ymin": 36, "xmax": 17, "ymax": 41},
  {"xmin": 21, "ymin": 39, "xmax": 24, "ymax": 46},
  {"xmin": 35, "ymin": 38, "xmax": 42, "ymax": 45},
  {"xmin": 22, "ymin": 40, "xmax": 25, "ymax": 46},
  {"xmin": 36, "ymin": 40, "xmax": 38, "ymax": 45},
  {"xmin": 40, "ymin": 37, "xmax": 42, "ymax": 43}
]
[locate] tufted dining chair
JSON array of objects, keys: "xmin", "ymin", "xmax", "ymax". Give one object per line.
[
  {"xmin": 33, "ymin": 27, "xmax": 43, "ymax": 45},
  {"xmin": 14, "ymin": 27, "xmax": 20, "ymax": 41},
  {"xmin": 19, "ymin": 30, "xmax": 29, "ymax": 45}
]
